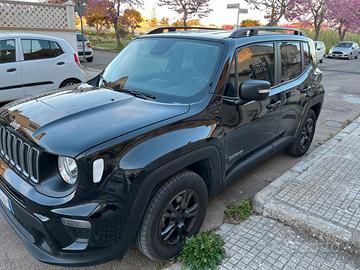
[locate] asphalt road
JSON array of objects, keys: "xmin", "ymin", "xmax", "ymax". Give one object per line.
[{"xmin": 1, "ymin": 53, "xmax": 360, "ymax": 270}]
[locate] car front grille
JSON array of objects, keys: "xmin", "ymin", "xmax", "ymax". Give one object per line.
[
  {"xmin": 332, "ymin": 51, "xmax": 343, "ymax": 55},
  {"xmin": 0, "ymin": 126, "xmax": 40, "ymax": 183}
]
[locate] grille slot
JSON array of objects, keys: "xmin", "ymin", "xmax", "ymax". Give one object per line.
[{"xmin": 0, "ymin": 126, "xmax": 40, "ymax": 183}]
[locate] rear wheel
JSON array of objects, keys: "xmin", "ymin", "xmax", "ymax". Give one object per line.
[
  {"xmin": 137, "ymin": 170, "xmax": 208, "ymax": 261},
  {"xmin": 86, "ymin": 56, "xmax": 93, "ymax": 62},
  {"xmin": 320, "ymin": 56, "xmax": 324, "ymax": 63},
  {"xmin": 286, "ymin": 110, "xmax": 316, "ymax": 157},
  {"xmin": 59, "ymin": 79, "xmax": 81, "ymax": 88}
]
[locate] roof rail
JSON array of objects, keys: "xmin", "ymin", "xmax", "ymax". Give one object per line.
[
  {"xmin": 229, "ymin": 27, "xmax": 305, "ymax": 38},
  {"xmin": 147, "ymin": 27, "xmax": 223, "ymax": 35}
]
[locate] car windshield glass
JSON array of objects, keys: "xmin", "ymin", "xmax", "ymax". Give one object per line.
[
  {"xmin": 100, "ymin": 38, "xmax": 222, "ymax": 103},
  {"xmin": 336, "ymin": 42, "xmax": 352, "ymax": 48},
  {"xmin": 77, "ymin": 34, "xmax": 88, "ymax": 42}
]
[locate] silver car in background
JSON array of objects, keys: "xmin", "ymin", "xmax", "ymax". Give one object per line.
[
  {"xmin": 328, "ymin": 41, "xmax": 359, "ymax": 60},
  {"xmin": 77, "ymin": 33, "xmax": 94, "ymax": 62}
]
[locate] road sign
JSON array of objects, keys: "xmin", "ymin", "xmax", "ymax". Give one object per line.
[
  {"xmin": 227, "ymin": 3, "xmax": 240, "ymax": 9},
  {"xmin": 239, "ymin": 8, "xmax": 249, "ymax": 14}
]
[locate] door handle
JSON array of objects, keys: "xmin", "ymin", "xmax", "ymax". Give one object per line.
[
  {"xmin": 266, "ymin": 100, "xmax": 282, "ymax": 110},
  {"xmin": 57, "ymin": 62, "xmax": 65, "ymax": 66},
  {"xmin": 7, "ymin": 68, "xmax": 16, "ymax": 73}
]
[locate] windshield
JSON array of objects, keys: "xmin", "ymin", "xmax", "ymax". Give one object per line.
[
  {"xmin": 100, "ymin": 38, "xmax": 222, "ymax": 103},
  {"xmin": 77, "ymin": 34, "xmax": 88, "ymax": 42},
  {"xmin": 336, "ymin": 42, "xmax": 352, "ymax": 48}
]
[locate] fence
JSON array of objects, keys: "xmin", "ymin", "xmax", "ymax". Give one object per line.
[{"xmin": 0, "ymin": 0, "xmax": 77, "ymax": 50}]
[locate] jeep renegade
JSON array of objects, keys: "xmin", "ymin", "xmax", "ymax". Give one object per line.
[{"xmin": 0, "ymin": 27, "xmax": 324, "ymax": 266}]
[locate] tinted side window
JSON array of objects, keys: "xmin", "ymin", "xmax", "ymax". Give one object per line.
[
  {"xmin": 0, "ymin": 39, "xmax": 16, "ymax": 64},
  {"xmin": 280, "ymin": 42, "xmax": 302, "ymax": 82},
  {"xmin": 237, "ymin": 43, "xmax": 275, "ymax": 86},
  {"xmin": 22, "ymin": 39, "xmax": 52, "ymax": 60},
  {"xmin": 303, "ymin": 42, "xmax": 311, "ymax": 67},
  {"xmin": 50, "ymin": 41, "xmax": 64, "ymax": 57},
  {"xmin": 77, "ymin": 34, "xmax": 88, "ymax": 42}
]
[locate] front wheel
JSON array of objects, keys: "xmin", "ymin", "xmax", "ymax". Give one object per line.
[
  {"xmin": 86, "ymin": 56, "xmax": 94, "ymax": 62},
  {"xmin": 136, "ymin": 170, "xmax": 208, "ymax": 261},
  {"xmin": 348, "ymin": 54, "xmax": 352, "ymax": 60},
  {"xmin": 286, "ymin": 110, "xmax": 317, "ymax": 157}
]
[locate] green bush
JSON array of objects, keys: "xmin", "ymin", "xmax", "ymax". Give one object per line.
[
  {"xmin": 179, "ymin": 232, "xmax": 225, "ymax": 270},
  {"xmin": 224, "ymin": 199, "xmax": 252, "ymax": 224}
]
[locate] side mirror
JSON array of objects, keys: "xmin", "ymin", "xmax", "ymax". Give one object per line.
[{"xmin": 239, "ymin": 80, "xmax": 271, "ymax": 101}]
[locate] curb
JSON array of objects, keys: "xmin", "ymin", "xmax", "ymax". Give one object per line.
[
  {"xmin": 253, "ymin": 118, "xmax": 360, "ymax": 256},
  {"xmin": 92, "ymin": 47, "xmax": 120, "ymax": 53}
]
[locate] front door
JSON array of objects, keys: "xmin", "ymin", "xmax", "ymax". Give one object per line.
[
  {"xmin": 0, "ymin": 38, "xmax": 24, "ymax": 102},
  {"xmin": 222, "ymin": 43, "xmax": 282, "ymax": 171}
]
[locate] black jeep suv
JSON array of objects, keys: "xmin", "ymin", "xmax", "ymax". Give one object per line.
[{"xmin": 0, "ymin": 27, "xmax": 324, "ymax": 266}]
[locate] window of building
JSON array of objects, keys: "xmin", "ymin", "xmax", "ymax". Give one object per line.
[{"xmin": 0, "ymin": 39, "xmax": 16, "ymax": 64}]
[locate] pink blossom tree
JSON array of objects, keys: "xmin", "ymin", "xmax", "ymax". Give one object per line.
[
  {"xmin": 286, "ymin": 0, "xmax": 328, "ymax": 40},
  {"xmin": 327, "ymin": 0, "xmax": 360, "ymax": 40}
]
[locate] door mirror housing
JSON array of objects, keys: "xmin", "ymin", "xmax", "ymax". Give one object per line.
[{"xmin": 239, "ymin": 80, "xmax": 271, "ymax": 101}]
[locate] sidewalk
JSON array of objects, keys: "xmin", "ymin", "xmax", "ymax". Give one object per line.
[{"xmin": 217, "ymin": 118, "xmax": 360, "ymax": 269}]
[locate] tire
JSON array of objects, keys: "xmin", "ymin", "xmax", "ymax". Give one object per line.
[
  {"xmin": 86, "ymin": 56, "xmax": 94, "ymax": 62},
  {"xmin": 320, "ymin": 57, "xmax": 324, "ymax": 63},
  {"xmin": 286, "ymin": 110, "xmax": 317, "ymax": 157},
  {"xmin": 355, "ymin": 54, "xmax": 358, "ymax": 59},
  {"xmin": 348, "ymin": 54, "xmax": 352, "ymax": 60},
  {"xmin": 59, "ymin": 79, "xmax": 81, "ymax": 88},
  {"xmin": 136, "ymin": 170, "xmax": 208, "ymax": 261}
]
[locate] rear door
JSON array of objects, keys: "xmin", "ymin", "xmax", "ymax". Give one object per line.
[
  {"xmin": 222, "ymin": 43, "xmax": 282, "ymax": 171},
  {"xmin": 0, "ymin": 38, "xmax": 24, "ymax": 102},
  {"xmin": 20, "ymin": 38, "xmax": 67, "ymax": 97},
  {"xmin": 277, "ymin": 41, "xmax": 313, "ymax": 139}
]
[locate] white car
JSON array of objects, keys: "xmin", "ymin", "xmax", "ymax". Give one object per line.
[
  {"xmin": 314, "ymin": 41, "xmax": 326, "ymax": 63},
  {"xmin": 0, "ymin": 33, "xmax": 85, "ymax": 103},
  {"xmin": 77, "ymin": 33, "xmax": 94, "ymax": 62}
]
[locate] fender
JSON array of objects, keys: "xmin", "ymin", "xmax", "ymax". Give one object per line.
[{"xmin": 117, "ymin": 145, "xmax": 222, "ymax": 256}]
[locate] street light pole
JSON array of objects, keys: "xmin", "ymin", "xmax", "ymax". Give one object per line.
[{"xmin": 227, "ymin": 3, "xmax": 249, "ymax": 29}]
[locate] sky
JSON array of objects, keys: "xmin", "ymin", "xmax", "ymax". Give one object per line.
[{"xmin": 140, "ymin": 0, "xmax": 267, "ymax": 26}]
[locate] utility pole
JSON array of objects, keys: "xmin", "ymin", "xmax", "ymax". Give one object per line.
[{"xmin": 75, "ymin": 0, "xmax": 87, "ymax": 64}]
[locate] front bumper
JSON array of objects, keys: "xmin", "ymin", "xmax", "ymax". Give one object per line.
[
  {"xmin": 328, "ymin": 53, "xmax": 349, "ymax": 58},
  {"xmin": 0, "ymin": 160, "xmax": 132, "ymax": 266}
]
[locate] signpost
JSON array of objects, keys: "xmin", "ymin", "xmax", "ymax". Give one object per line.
[
  {"xmin": 75, "ymin": 0, "xmax": 87, "ymax": 63},
  {"xmin": 227, "ymin": 3, "xmax": 248, "ymax": 29}
]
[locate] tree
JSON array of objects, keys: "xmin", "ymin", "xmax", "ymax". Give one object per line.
[
  {"xmin": 159, "ymin": 17, "xmax": 170, "ymax": 27},
  {"xmin": 241, "ymin": 19, "xmax": 261, "ymax": 27},
  {"xmin": 286, "ymin": 0, "xmax": 328, "ymax": 40},
  {"xmin": 85, "ymin": 0, "xmax": 113, "ymax": 34},
  {"xmin": 245, "ymin": 0, "xmax": 288, "ymax": 26},
  {"xmin": 187, "ymin": 19, "xmax": 201, "ymax": 26},
  {"xmin": 158, "ymin": 0, "xmax": 212, "ymax": 27},
  {"xmin": 110, "ymin": 0, "xmax": 143, "ymax": 47},
  {"xmin": 120, "ymin": 9, "xmax": 143, "ymax": 35},
  {"xmin": 327, "ymin": 0, "xmax": 360, "ymax": 40}
]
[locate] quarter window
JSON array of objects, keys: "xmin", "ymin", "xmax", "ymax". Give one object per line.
[
  {"xmin": 21, "ymin": 39, "xmax": 63, "ymax": 60},
  {"xmin": 237, "ymin": 43, "xmax": 276, "ymax": 86},
  {"xmin": 280, "ymin": 42, "xmax": 302, "ymax": 82},
  {"xmin": 0, "ymin": 39, "xmax": 16, "ymax": 64}
]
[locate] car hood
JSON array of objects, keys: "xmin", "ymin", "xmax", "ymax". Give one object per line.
[{"xmin": 0, "ymin": 85, "xmax": 190, "ymax": 156}]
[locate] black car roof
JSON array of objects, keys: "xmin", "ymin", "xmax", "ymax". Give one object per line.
[{"xmin": 141, "ymin": 27, "xmax": 310, "ymax": 45}]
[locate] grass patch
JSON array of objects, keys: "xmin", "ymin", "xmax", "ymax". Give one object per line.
[
  {"xmin": 89, "ymin": 38, "xmax": 131, "ymax": 52},
  {"xmin": 224, "ymin": 199, "xmax": 252, "ymax": 224},
  {"xmin": 179, "ymin": 231, "xmax": 225, "ymax": 270}
]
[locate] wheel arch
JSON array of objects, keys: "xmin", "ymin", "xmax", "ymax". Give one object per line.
[{"xmin": 59, "ymin": 77, "xmax": 82, "ymax": 88}]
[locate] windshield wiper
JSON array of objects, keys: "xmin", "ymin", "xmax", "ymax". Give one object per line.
[{"xmin": 118, "ymin": 89, "xmax": 156, "ymax": 100}]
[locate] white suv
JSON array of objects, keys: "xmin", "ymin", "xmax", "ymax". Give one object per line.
[{"xmin": 0, "ymin": 33, "xmax": 85, "ymax": 103}]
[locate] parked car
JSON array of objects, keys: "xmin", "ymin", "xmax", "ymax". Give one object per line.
[
  {"xmin": 77, "ymin": 33, "xmax": 93, "ymax": 62},
  {"xmin": 0, "ymin": 27, "xmax": 324, "ymax": 266},
  {"xmin": 314, "ymin": 41, "xmax": 326, "ymax": 63},
  {"xmin": 0, "ymin": 33, "xmax": 85, "ymax": 103},
  {"xmin": 328, "ymin": 41, "xmax": 359, "ymax": 60}
]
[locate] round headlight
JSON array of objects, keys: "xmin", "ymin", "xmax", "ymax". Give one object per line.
[{"xmin": 58, "ymin": 156, "xmax": 78, "ymax": 185}]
